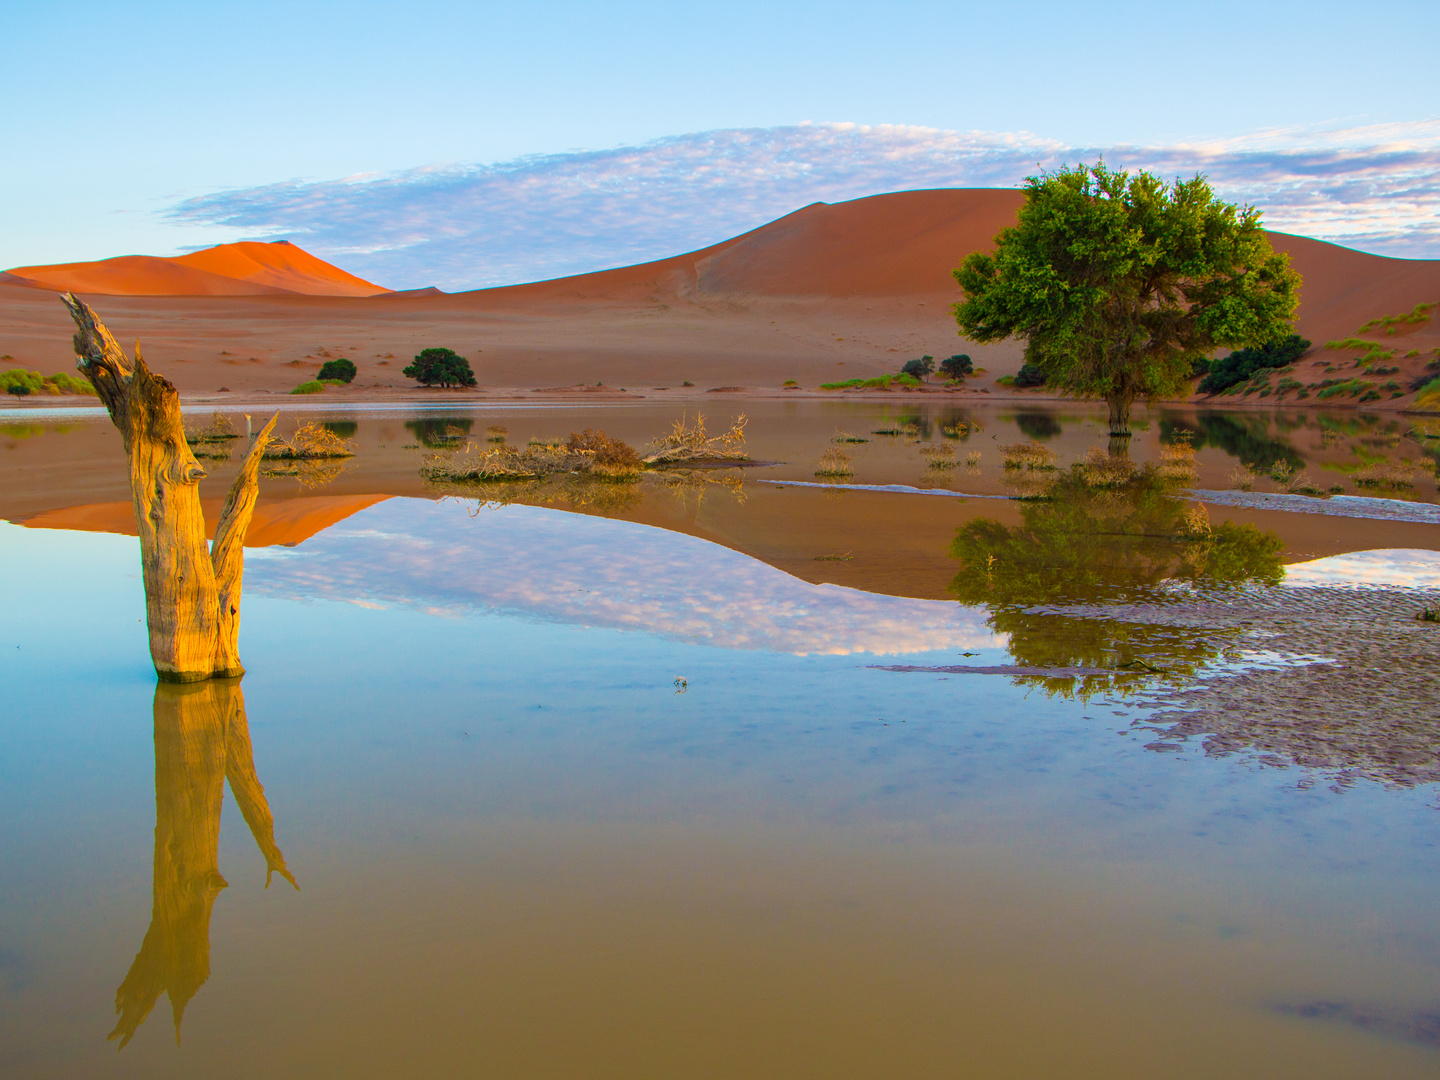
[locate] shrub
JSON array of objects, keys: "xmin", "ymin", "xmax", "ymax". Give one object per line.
[
  {"xmin": 291, "ymin": 380, "xmax": 325, "ymax": 394},
  {"xmin": 7, "ymin": 383, "xmax": 30, "ymax": 396},
  {"xmin": 1013, "ymin": 363, "xmax": 1046, "ymax": 388},
  {"xmin": 566, "ymin": 429, "xmax": 641, "ymax": 477},
  {"xmin": 939, "ymin": 354, "xmax": 973, "ymax": 381},
  {"xmin": 901, "ymin": 355, "xmax": 935, "ymax": 381},
  {"xmin": 815, "ymin": 448, "xmax": 853, "ymax": 477},
  {"xmin": 316, "ymin": 357, "xmax": 357, "ymax": 383},
  {"xmin": 404, "ymin": 348, "xmax": 477, "ymax": 388},
  {"xmin": 1198, "ymin": 334, "xmax": 1312, "ymax": 395},
  {"xmin": 1, "ymin": 368, "xmax": 97, "ymax": 396}
]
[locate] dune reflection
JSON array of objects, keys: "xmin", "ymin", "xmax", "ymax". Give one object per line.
[
  {"xmin": 245, "ymin": 498, "xmax": 1004, "ymax": 656},
  {"xmin": 109, "ymin": 680, "xmax": 296, "ymax": 1049}
]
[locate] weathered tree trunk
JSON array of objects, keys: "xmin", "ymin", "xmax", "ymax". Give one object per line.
[
  {"xmin": 1106, "ymin": 392, "xmax": 1134, "ymax": 437},
  {"xmin": 109, "ymin": 679, "xmax": 296, "ymax": 1049},
  {"xmin": 61, "ymin": 295, "xmax": 277, "ymax": 681}
]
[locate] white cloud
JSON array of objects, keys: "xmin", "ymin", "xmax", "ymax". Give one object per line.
[{"xmin": 168, "ymin": 120, "xmax": 1440, "ymax": 291}]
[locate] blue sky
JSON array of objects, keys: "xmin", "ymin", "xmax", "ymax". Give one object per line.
[{"xmin": 4, "ymin": 0, "xmax": 1438, "ymax": 288}]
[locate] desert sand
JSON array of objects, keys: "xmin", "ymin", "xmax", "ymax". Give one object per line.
[{"xmin": 1, "ymin": 189, "xmax": 1437, "ymax": 405}]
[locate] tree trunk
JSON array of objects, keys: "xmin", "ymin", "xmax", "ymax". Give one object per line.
[
  {"xmin": 1106, "ymin": 392, "xmax": 1134, "ymax": 437},
  {"xmin": 61, "ymin": 295, "xmax": 277, "ymax": 682},
  {"xmin": 109, "ymin": 679, "xmax": 296, "ymax": 1049}
]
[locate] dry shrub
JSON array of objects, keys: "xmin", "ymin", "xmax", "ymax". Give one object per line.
[
  {"xmin": 1179, "ymin": 504, "xmax": 1212, "ymax": 538},
  {"xmin": 965, "ymin": 450, "xmax": 982, "ymax": 468},
  {"xmin": 1354, "ymin": 460, "xmax": 1417, "ymax": 489},
  {"xmin": 566, "ymin": 428, "xmax": 642, "ymax": 479},
  {"xmin": 1000, "ymin": 441, "xmax": 1057, "ymax": 471},
  {"xmin": 423, "ymin": 428, "xmax": 640, "ymax": 483},
  {"xmin": 920, "ymin": 442, "xmax": 956, "ymax": 469},
  {"xmin": 1155, "ymin": 435, "xmax": 1198, "ymax": 484},
  {"xmin": 941, "ymin": 421, "xmax": 970, "ymax": 438},
  {"xmin": 485, "ymin": 425, "xmax": 507, "ymax": 443},
  {"xmin": 643, "ymin": 412, "xmax": 748, "ymax": 464},
  {"xmin": 815, "ymin": 447, "xmax": 854, "ymax": 477},
  {"xmin": 263, "ymin": 422, "xmax": 355, "ymax": 460},
  {"xmin": 185, "ymin": 411, "xmax": 238, "ymax": 445},
  {"xmin": 1080, "ymin": 446, "xmax": 1136, "ymax": 487},
  {"xmin": 833, "ymin": 429, "xmax": 868, "ymax": 444},
  {"xmin": 1228, "ymin": 463, "xmax": 1257, "ymax": 491},
  {"xmin": 1268, "ymin": 459, "xmax": 1296, "ymax": 486}
]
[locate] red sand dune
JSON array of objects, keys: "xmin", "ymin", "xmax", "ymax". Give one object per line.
[
  {"xmin": 448, "ymin": 188, "xmax": 1440, "ymax": 343},
  {"xmin": 3, "ymin": 241, "xmax": 388, "ymax": 298},
  {"xmin": 17, "ymin": 494, "xmax": 391, "ymax": 547}
]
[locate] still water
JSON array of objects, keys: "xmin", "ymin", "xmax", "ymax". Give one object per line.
[{"xmin": 1, "ymin": 401, "xmax": 1439, "ymax": 1077}]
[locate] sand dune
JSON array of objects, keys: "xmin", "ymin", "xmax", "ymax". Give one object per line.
[
  {"xmin": 0, "ymin": 189, "xmax": 1435, "ymax": 400},
  {"xmin": 4, "ymin": 241, "xmax": 388, "ymax": 298}
]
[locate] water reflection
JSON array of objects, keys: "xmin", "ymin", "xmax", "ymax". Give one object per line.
[
  {"xmin": 110, "ymin": 680, "xmax": 295, "ymax": 1049},
  {"xmin": 949, "ymin": 471, "xmax": 1285, "ymax": 695}
]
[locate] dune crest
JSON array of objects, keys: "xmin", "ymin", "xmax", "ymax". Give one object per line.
[{"xmin": 4, "ymin": 241, "xmax": 388, "ymax": 298}]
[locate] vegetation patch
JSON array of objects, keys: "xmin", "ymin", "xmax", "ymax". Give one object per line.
[
  {"xmin": 814, "ymin": 448, "xmax": 854, "ymax": 478},
  {"xmin": 1001, "ymin": 441, "xmax": 1057, "ymax": 471},
  {"xmin": 263, "ymin": 422, "xmax": 356, "ymax": 460},
  {"xmin": 1, "ymin": 368, "xmax": 97, "ymax": 397},
  {"xmin": 1359, "ymin": 303, "xmax": 1435, "ymax": 335},
  {"xmin": 316, "ymin": 358, "xmax": 357, "ymax": 383},
  {"xmin": 1324, "ymin": 337, "xmax": 1396, "ymax": 366},
  {"xmin": 290, "ymin": 380, "xmax": 325, "ymax": 395},
  {"xmin": 1198, "ymin": 335, "xmax": 1311, "ymax": 395},
  {"xmin": 920, "ymin": 443, "xmax": 956, "ymax": 469},
  {"xmin": 819, "ymin": 373, "xmax": 923, "ymax": 391}
]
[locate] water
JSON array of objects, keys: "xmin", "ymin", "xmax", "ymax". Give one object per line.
[{"xmin": 1, "ymin": 401, "xmax": 1438, "ymax": 1077}]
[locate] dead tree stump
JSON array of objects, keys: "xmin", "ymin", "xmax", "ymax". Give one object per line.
[{"xmin": 62, "ymin": 294, "xmax": 278, "ymax": 681}]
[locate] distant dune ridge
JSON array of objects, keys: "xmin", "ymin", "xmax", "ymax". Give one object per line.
[
  {"xmin": 1, "ymin": 188, "xmax": 1437, "ymax": 397},
  {"xmin": 1, "ymin": 240, "xmax": 389, "ymax": 297}
]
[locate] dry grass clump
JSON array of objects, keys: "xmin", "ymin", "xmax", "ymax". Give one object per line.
[
  {"xmin": 920, "ymin": 442, "xmax": 956, "ymax": 469},
  {"xmin": 833, "ymin": 429, "xmax": 869, "ymax": 444},
  {"xmin": 1155, "ymin": 435, "xmax": 1198, "ymax": 483},
  {"xmin": 1079, "ymin": 446, "xmax": 1136, "ymax": 487},
  {"xmin": 1229, "ymin": 463, "xmax": 1258, "ymax": 491},
  {"xmin": 424, "ymin": 428, "xmax": 642, "ymax": 483},
  {"xmin": 485, "ymin": 425, "xmax": 507, "ymax": 443},
  {"xmin": 815, "ymin": 447, "xmax": 854, "ymax": 478},
  {"xmin": 263, "ymin": 422, "xmax": 356, "ymax": 460},
  {"xmin": 965, "ymin": 450, "xmax": 982, "ymax": 468},
  {"xmin": 1354, "ymin": 460, "xmax": 1417, "ymax": 489},
  {"xmin": 941, "ymin": 420, "xmax": 970, "ymax": 438},
  {"xmin": 1000, "ymin": 441, "xmax": 1057, "ymax": 471},
  {"xmin": 642, "ymin": 412, "xmax": 749, "ymax": 465},
  {"xmin": 1179, "ymin": 504, "xmax": 1212, "ymax": 538},
  {"xmin": 185, "ymin": 412, "xmax": 239, "ymax": 445}
]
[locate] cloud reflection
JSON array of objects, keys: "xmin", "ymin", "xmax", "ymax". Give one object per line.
[{"xmin": 245, "ymin": 498, "xmax": 1001, "ymax": 656}]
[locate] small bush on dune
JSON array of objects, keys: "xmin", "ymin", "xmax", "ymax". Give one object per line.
[
  {"xmin": 1012, "ymin": 363, "xmax": 1047, "ymax": 388},
  {"xmin": 939, "ymin": 354, "xmax": 973, "ymax": 381},
  {"xmin": 317, "ymin": 358, "xmax": 357, "ymax": 383},
  {"xmin": 291, "ymin": 380, "xmax": 325, "ymax": 395},
  {"xmin": 901, "ymin": 356, "xmax": 935, "ymax": 381},
  {"xmin": 1198, "ymin": 334, "xmax": 1311, "ymax": 395}
]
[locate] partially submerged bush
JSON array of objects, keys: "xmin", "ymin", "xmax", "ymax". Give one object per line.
[
  {"xmin": 815, "ymin": 448, "xmax": 854, "ymax": 478},
  {"xmin": 185, "ymin": 412, "xmax": 239, "ymax": 445},
  {"xmin": 567, "ymin": 428, "xmax": 642, "ymax": 478},
  {"xmin": 1079, "ymin": 447, "xmax": 1137, "ymax": 487},
  {"xmin": 920, "ymin": 442, "xmax": 956, "ymax": 469},
  {"xmin": 642, "ymin": 412, "xmax": 748, "ymax": 465},
  {"xmin": 1001, "ymin": 441, "xmax": 1057, "ymax": 471},
  {"xmin": 263, "ymin": 422, "xmax": 356, "ymax": 460},
  {"xmin": 1353, "ymin": 461, "xmax": 1416, "ymax": 489},
  {"xmin": 485, "ymin": 425, "xmax": 508, "ymax": 443},
  {"xmin": 1155, "ymin": 435, "xmax": 1198, "ymax": 484},
  {"xmin": 424, "ymin": 428, "xmax": 641, "ymax": 483}
]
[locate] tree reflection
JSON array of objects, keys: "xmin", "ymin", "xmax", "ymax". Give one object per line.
[
  {"xmin": 949, "ymin": 470, "xmax": 1284, "ymax": 696},
  {"xmin": 109, "ymin": 680, "xmax": 296, "ymax": 1049}
]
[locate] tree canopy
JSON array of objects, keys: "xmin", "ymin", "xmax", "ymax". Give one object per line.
[
  {"xmin": 317, "ymin": 357, "xmax": 357, "ymax": 383},
  {"xmin": 952, "ymin": 163, "xmax": 1300, "ymax": 434},
  {"xmin": 403, "ymin": 348, "xmax": 476, "ymax": 388}
]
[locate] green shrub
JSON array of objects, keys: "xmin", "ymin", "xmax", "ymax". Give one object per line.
[
  {"xmin": 291, "ymin": 380, "xmax": 325, "ymax": 395},
  {"xmin": 1324, "ymin": 337, "xmax": 1395, "ymax": 365},
  {"xmin": 939, "ymin": 354, "xmax": 973, "ymax": 380},
  {"xmin": 6, "ymin": 383, "xmax": 30, "ymax": 397},
  {"xmin": 1316, "ymin": 379, "xmax": 1368, "ymax": 399},
  {"xmin": 901, "ymin": 355, "xmax": 935, "ymax": 381},
  {"xmin": 0, "ymin": 368, "xmax": 96, "ymax": 396},
  {"xmin": 1013, "ymin": 363, "xmax": 1046, "ymax": 388},
  {"xmin": 404, "ymin": 348, "xmax": 476, "ymax": 388},
  {"xmin": 316, "ymin": 357, "xmax": 357, "ymax": 383},
  {"xmin": 1198, "ymin": 335, "xmax": 1311, "ymax": 394}
]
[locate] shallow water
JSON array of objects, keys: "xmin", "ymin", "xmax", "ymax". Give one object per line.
[{"xmin": 2, "ymin": 401, "xmax": 1439, "ymax": 1077}]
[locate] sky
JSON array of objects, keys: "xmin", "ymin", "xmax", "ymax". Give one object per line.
[{"xmin": 4, "ymin": 0, "xmax": 1438, "ymax": 289}]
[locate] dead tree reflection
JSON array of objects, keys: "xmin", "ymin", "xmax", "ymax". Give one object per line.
[{"xmin": 109, "ymin": 680, "xmax": 296, "ymax": 1049}]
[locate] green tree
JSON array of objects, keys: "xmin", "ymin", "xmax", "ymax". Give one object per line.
[
  {"xmin": 939, "ymin": 354, "xmax": 973, "ymax": 381},
  {"xmin": 901, "ymin": 355, "xmax": 935, "ymax": 381},
  {"xmin": 317, "ymin": 357, "xmax": 357, "ymax": 383},
  {"xmin": 403, "ymin": 348, "xmax": 476, "ymax": 388},
  {"xmin": 952, "ymin": 163, "xmax": 1300, "ymax": 436}
]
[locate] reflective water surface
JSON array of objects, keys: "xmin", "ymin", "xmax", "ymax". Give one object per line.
[{"xmin": 2, "ymin": 400, "xmax": 1439, "ymax": 1078}]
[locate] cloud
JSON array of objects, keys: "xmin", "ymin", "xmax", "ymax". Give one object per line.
[
  {"xmin": 246, "ymin": 498, "xmax": 1004, "ymax": 657},
  {"xmin": 168, "ymin": 120, "xmax": 1440, "ymax": 291}
]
